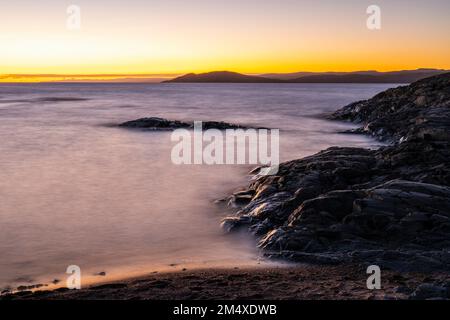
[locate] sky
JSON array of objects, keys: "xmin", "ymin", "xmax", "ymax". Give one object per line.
[{"xmin": 0, "ymin": 0, "xmax": 449, "ymax": 80}]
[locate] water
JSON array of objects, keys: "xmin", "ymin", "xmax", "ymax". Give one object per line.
[{"xmin": 0, "ymin": 83, "xmax": 397, "ymax": 289}]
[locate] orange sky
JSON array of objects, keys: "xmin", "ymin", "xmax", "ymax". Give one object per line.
[{"xmin": 1, "ymin": 0, "xmax": 449, "ymax": 81}]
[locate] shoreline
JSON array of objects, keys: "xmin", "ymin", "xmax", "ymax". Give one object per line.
[
  {"xmin": 1, "ymin": 259, "xmax": 280, "ymax": 296},
  {"xmin": 3, "ymin": 264, "xmax": 449, "ymax": 300}
]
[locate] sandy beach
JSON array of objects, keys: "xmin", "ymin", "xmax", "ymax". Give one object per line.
[{"xmin": 3, "ymin": 263, "xmax": 449, "ymax": 300}]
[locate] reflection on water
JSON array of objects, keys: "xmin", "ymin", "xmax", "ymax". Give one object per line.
[{"xmin": 0, "ymin": 83, "xmax": 396, "ymax": 289}]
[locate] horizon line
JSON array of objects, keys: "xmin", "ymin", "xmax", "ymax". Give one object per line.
[
  {"xmin": 1, "ymin": 68, "xmax": 448, "ymax": 83},
  {"xmin": 2, "ymin": 67, "xmax": 448, "ymax": 77}
]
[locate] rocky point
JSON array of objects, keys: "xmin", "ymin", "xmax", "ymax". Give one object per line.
[{"xmin": 222, "ymin": 73, "xmax": 450, "ymax": 272}]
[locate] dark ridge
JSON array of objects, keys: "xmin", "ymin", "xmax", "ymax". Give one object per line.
[
  {"xmin": 290, "ymin": 69, "xmax": 449, "ymax": 83},
  {"xmin": 35, "ymin": 97, "xmax": 89, "ymax": 102},
  {"xmin": 163, "ymin": 69, "xmax": 449, "ymax": 84},
  {"xmin": 164, "ymin": 71, "xmax": 284, "ymax": 83}
]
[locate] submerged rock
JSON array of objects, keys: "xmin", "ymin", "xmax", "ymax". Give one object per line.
[
  {"xmin": 222, "ymin": 73, "xmax": 450, "ymax": 272},
  {"xmin": 119, "ymin": 117, "xmax": 258, "ymax": 130},
  {"xmin": 119, "ymin": 117, "xmax": 190, "ymax": 129}
]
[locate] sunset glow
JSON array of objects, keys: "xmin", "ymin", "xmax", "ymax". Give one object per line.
[{"xmin": 1, "ymin": 0, "xmax": 449, "ymax": 82}]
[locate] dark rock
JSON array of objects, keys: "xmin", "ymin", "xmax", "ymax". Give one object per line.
[
  {"xmin": 409, "ymin": 283, "xmax": 447, "ymax": 300},
  {"xmin": 89, "ymin": 283, "xmax": 127, "ymax": 290},
  {"xmin": 227, "ymin": 190, "xmax": 255, "ymax": 208},
  {"xmin": 330, "ymin": 73, "xmax": 450, "ymax": 143},
  {"xmin": 11, "ymin": 290, "xmax": 32, "ymax": 297},
  {"xmin": 148, "ymin": 280, "xmax": 170, "ymax": 288},
  {"xmin": 37, "ymin": 97, "xmax": 89, "ymax": 102},
  {"xmin": 16, "ymin": 286, "xmax": 27, "ymax": 291},
  {"xmin": 119, "ymin": 117, "xmax": 190, "ymax": 129},
  {"xmin": 221, "ymin": 73, "xmax": 450, "ymax": 272},
  {"xmin": 395, "ymin": 286, "xmax": 412, "ymax": 295},
  {"xmin": 119, "ymin": 117, "xmax": 259, "ymax": 130},
  {"xmin": 221, "ymin": 215, "xmax": 253, "ymax": 233}
]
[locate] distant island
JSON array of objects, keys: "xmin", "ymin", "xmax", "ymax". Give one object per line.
[
  {"xmin": 164, "ymin": 69, "xmax": 449, "ymax": 84},
  {"xmin": 163, "ymin": 71, "xmax": 284, "ymax": 83}
]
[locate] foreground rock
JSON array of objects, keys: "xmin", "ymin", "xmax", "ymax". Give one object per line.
[
  {"xmin": 222, "ymin": 73, "xmax": 450, "ymax": 272},
  {"xmin": 119, "ymin": 117, "xmax": 256, "ymax": 130}
]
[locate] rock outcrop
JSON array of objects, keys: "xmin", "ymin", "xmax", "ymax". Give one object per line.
[
  {"xmin": 222, "ymin": 73, "xmax": 450, "ymax": 272},
  {"xmin": 119, "ymin": 117, "xmax": 257, "ymax": 130},
  {"xmin": 331, "ymin": 72, "xmax": 450, "ymax": 142}
]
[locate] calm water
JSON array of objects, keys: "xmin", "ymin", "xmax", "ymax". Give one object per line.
[{"xmin": 0, "ymin": 83, "xmax": 397, "ymax": 289}]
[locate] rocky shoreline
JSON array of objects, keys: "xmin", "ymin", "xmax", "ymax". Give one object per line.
[{"xmin": 222, "ymin": 73, "xmax": 450, "ymax": 273}]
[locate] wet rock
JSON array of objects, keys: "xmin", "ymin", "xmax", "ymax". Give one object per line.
[
  {"xmin": 148, "ymin": 280, "xmax": 170, "ymax": 288},
  {"xmin": 119, "ymin": 117, "xmax": 190, "ymax": 129},
  {"xmin": 395, "ymin": 286, "xmax": 412, "ymax": 295},
  {"xmin": 248, "ymin": 218, "xmax": 274, "ymax": 236},
  {"xmin": 119, "ymin": 117, "xmax": 257, "ymax": 130},
  {"xmin": 409, "ymin": 283, "xmax": 447, "ymax": 300},
  {"xmin": 16, "ymin": 286, "xmax": 27, "ymax": 291},
  {"xmin": 221, "ymin": 73, "xmax": 450, "ymax": 272},
  {"xmin": 330, "ymin": 73, "xmax": 450, "ymax": 142},
  {"xmin": 1, "ymin": 288, "xmax": 11, "ymax": 295},
  {"xmin": 221, "ymin": 215, "xmax": 253, "ymax": 233},
  {"xmin": 90, "ymin": 283, "xmax": 127, "ymax": 290},
  {"xmin": 11, "ymin": 290, "xmax": 32, "ymax": 297},
  {"xmin": 228, "ymin": 190, "xmax": 255, "ymax": 208}
]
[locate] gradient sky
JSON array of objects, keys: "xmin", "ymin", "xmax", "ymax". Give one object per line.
[{"xmin": 1, "ymin": 0, "xmax": 449, "ymax": 76}]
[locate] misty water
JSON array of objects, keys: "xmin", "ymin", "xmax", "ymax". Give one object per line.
[{"xmin": 0, "ymin": 83, "xmax": 397, "ymax": 289}]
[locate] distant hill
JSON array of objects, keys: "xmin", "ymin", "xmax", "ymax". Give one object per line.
[
  {"xmin": 261, "ymin": 71, "xmax": 348, "ymax": 80},
  {"xmin": 164, "ymin": 71, "xmax": 283, "ymax": 83},
  {"xmin": 165, "ymin": 69, "xmax": 449, "ymax": 83},
  {"xmin": 290, "ymin": 69, "xmax": 450, "ymax": 83}
]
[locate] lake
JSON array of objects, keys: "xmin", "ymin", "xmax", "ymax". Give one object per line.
[{"xmin": 0, "ymin": 82, "xmax": 397, "ymax": 289}]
